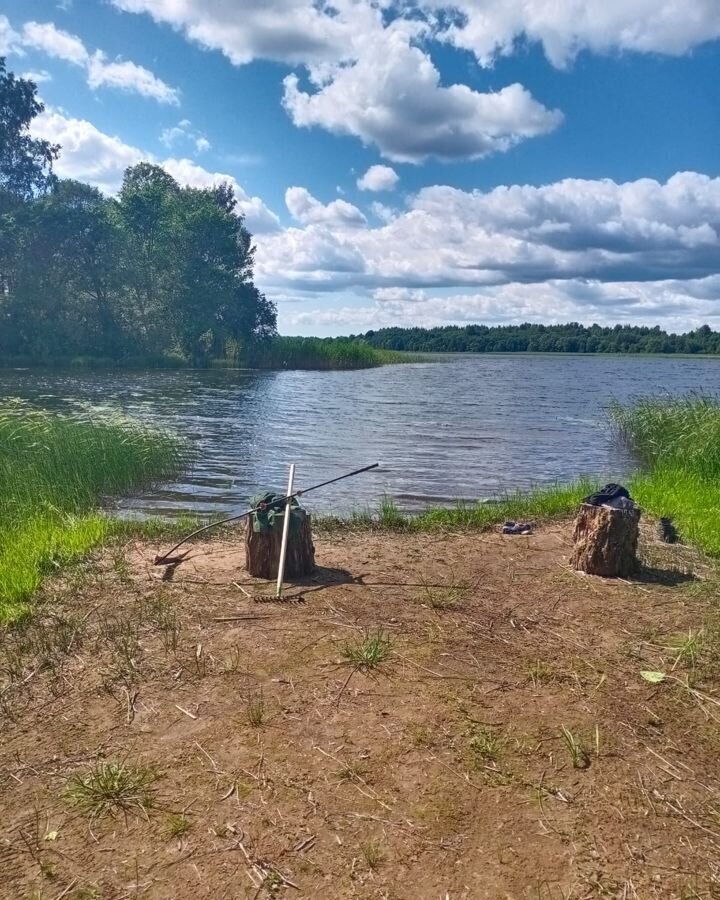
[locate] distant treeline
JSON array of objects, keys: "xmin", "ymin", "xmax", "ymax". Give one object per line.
[{"xmin": 352, "ymin": 323, "xmax": 720, "ymax": 355}]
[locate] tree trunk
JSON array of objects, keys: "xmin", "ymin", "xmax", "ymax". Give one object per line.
[
  {"xmin": 245, "ymin": 514, "xmax": 315, "ymax": 580},
  {"xmin": 570, "ymin": 504, "xmax": 641, "ymax": 577}
]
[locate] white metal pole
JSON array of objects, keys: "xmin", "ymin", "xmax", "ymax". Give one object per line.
[{"xmin": 276, "ymin": 463, "xmax": 296, "ymax": 598}]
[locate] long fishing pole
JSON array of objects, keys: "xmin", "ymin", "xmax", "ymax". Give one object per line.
[{"xmin": 153, "ymin": 462, "xmax": 379, "ymax": 565}]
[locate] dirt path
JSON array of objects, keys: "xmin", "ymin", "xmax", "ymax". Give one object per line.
[{"xmin": 1, "ymin": 523, "xmax": 719, "ymax": 899}]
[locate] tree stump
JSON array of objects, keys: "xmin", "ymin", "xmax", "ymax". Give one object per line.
[
  {"xmin": 245, "ymin": 512, "xmax": 315, "ymax": 580},
  {"xmin": 570, "ymin": 503, "xmax": 641, "ymax": 577}
]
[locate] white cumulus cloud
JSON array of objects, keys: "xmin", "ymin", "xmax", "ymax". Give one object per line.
[
  {"xmin": 108, "ymin": 2, "xmax": 561, "ymax": 162},
  {"xmin": 106, "ymin": 0, "xmax": 720, "ymax": 162},
  {"xmin": 0, "ymin": 15, "xmax": 21, "ymax": 56},
  {"xmin": 255, "ymin": 172, "xmax": 720, "ymax": 296},
  {"xmin": 86, "ymin": 52, "xmax": 179, "ymax": 104},
  {"xmin": 282, "ymin": 19, "xmax": 562, "ymax": 163},
  {"xmin": 30, "ymin": 109, "xmax": 280, "ymax": 233},
  {"xmin": 20, "ymin": 69, "xmax": 53, "ymax": 83},
  {"xmin": 7, "ymin": 18, "xmax": 179, "ymax": 103},
  {"xmin": 357, "ymin": 165, "xmax": 399, "ymax": 192},
  {"xmin": 286, "ymin": 187, "xmax": 367, "ymax": 227},
  {"xmin": 423, "ymin": 0, "xmax": 720, "ymax": 68},
  {"xmin": 109, "ymin": 0, "xmax": 370, "ymax": 67},
  {"xmin": 22, "ymin": 20, "xmax": 88, "ymax": 65},
  {"xmin": 31, "ymin": 109, "xmax": 144, "ymax": 195}
]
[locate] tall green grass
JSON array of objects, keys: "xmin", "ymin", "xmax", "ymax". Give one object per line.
[
  {"xmin": 0, "ymin": 403, "xmax": 183, "ymax": 623},
  {"xmin": 611, "ymin": 395, "xmax": 720, "ymax": 555}
]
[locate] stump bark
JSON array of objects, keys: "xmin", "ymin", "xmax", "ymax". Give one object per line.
[
  {"xmin": 245, "ymin": 513, "xmax": 315, "ymax": 580},
  {"xmin": 570, "ymin": 503, "xmax": 641, "ymax": 577}
]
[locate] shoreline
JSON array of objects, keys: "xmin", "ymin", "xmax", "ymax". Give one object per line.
[{"xmin": 2, "ymin": 348, "xmax": 720, "ymax": 373}]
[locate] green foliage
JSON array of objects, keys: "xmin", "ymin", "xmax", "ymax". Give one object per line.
[
  {"xmin": 0, "ymin": 403, "xmax": 184, "ymax": 622},
  {"xmin": 357, "ymin": 322, "xmax": 720, "ymax": 355},
  {"xmin": 468, "ymin": 727, "xmax": 503, "ymax": 765}
]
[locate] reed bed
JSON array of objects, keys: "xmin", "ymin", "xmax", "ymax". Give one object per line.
[
  {"xmin": 611, "ymin": 395, "xmax": 720, "ymax": 555},
  {"xmin": 0, "ymin": 403, "xmax": 183, "ymax": 622},
  {"xmin": 246, "ymin": 337, "xmax": 405, "ymax": 370}
]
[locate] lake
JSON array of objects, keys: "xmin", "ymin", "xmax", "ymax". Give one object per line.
[{"xmin": 1, "ymin": 355, "xmax": 718, "ymax": 518}]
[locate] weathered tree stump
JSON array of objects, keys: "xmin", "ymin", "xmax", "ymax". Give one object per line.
[
  {"xmin": 245, "ymin": 512, "xmax": 315, "ymax": 580},
  {"xmin": 570, "ymin": 503, "xmax": 641, "ymax": 577}
]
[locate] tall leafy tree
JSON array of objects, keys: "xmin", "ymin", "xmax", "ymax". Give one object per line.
[
  {"xmin": 0, "ymin": 60, "xmax": 278, "ymax": 365},
  {"xmin": 0, "ymin": 58, "xmax": 58, "ymax": 204},
  {"xmin": 173, "ymin": 182, "xmax": 276, "ymax": 363}
]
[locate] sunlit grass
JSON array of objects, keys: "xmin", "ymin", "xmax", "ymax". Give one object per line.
[{"xmin": 0, "ymin": 402, "xmax": 184, "ymax": 623}]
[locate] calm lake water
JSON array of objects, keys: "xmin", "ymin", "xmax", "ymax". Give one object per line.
[{"xmin": 1, "ymin": 355, "xmax": 718, "ymax": 518}]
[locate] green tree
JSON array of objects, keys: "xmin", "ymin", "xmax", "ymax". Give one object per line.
[{"xmin": 0, "ymin": 58, "xmax": 58, "ymax": 205}]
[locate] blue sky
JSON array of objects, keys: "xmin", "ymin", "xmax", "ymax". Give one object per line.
[{"xmin": 1, "ymin": 0, "xmax": 719, "ymax": 335}]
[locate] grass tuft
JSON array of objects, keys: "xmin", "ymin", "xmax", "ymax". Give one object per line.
[
  {"xmin": 560, "ymin": 725, "xmax": 590, "ymax": 770},
  {"xmin": 468, "ymin": 727, "xmax": 503, "ymax": 765},
  {"xmin": 246, "ymin": 336, "xmax": 408, "ymax": 370},
  {"xmin": 360, "ymin": 839, "xmax": 384, "ymax": 870},
  {"xmin": 63, "ymin": 761, "xmax": 157, "ymax": 818},
  {"xmin": 246, "ymin": 691, "xmax": 266, "ymax": 727},
  {"xmin": 165, "ymin": 813, "xmax": 192, "ymax": 839},
  {"xmin": 341, "ymin": 630, "xmax": 391, "ymax": 670}
]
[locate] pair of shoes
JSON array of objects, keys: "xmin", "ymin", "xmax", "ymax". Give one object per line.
[{"xmin": 502, "ymin": 521, "xmax": 533, "ymax": 535}]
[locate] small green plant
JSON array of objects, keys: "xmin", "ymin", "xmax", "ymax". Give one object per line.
[
  {"xmin": 378, "ymin": 497, "xmax": 407, "ymax": 529},
  {"xmin": 341, "ymin": 630, "xmax": 391, "ymax": 670},
  {"xmin": 666, "ymin": 628, "xmax": 704, "ymax": 670},
  {"xmin": 335, "ymin": 759, "xmax": 366, "ymax": 782},
  {"xmin": 111, "ymin": 551, "xmax": 131, "ymax": 584},
  {"xmin": 246, "ymin": 691, "xmax": 265, "ymax": 727},
  {"xmin": 64, "ymin": 761, "xmax": 157, "ymax": 818},
  {"xmin": 407, "ymin": 723, "xmax": 435, "ymax": 748},
  {"xmin": 39, "ymin": 860, "xmax": 57, "ymax": 881},
  {"xmin": 70, "ymin": 887, "xmax": 101, "ymax": 900},
  {"xmin": 560, "ymin": 725, "xmax": 590, "ymax": 769},
  {"xmin": 421, "ymin": 578, "xmax": 463, "ymax": 610},
  {"xmin": 165, "ymin": 813, "xmax": 192, "ymax": 839},
  {"xmin": 528, "ymin": 660, "xmax": 553, "ymax": 686},
  {"xmin": 468, "ymin": 727, "xmax": 502, "ymax": 765},
  {"xmin": 360, "ymin": 839, "xmax": 384, "ymax": 870}
]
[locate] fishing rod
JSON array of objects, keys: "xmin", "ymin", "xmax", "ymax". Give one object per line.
[{"xmin": 153, "ymin": 462, "xmax": 380, "ymax": 565}]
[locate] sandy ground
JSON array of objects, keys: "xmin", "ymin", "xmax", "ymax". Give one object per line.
[{"xmin": 1, "ymin": 521, "xmax": 720, "ymax": 899}]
